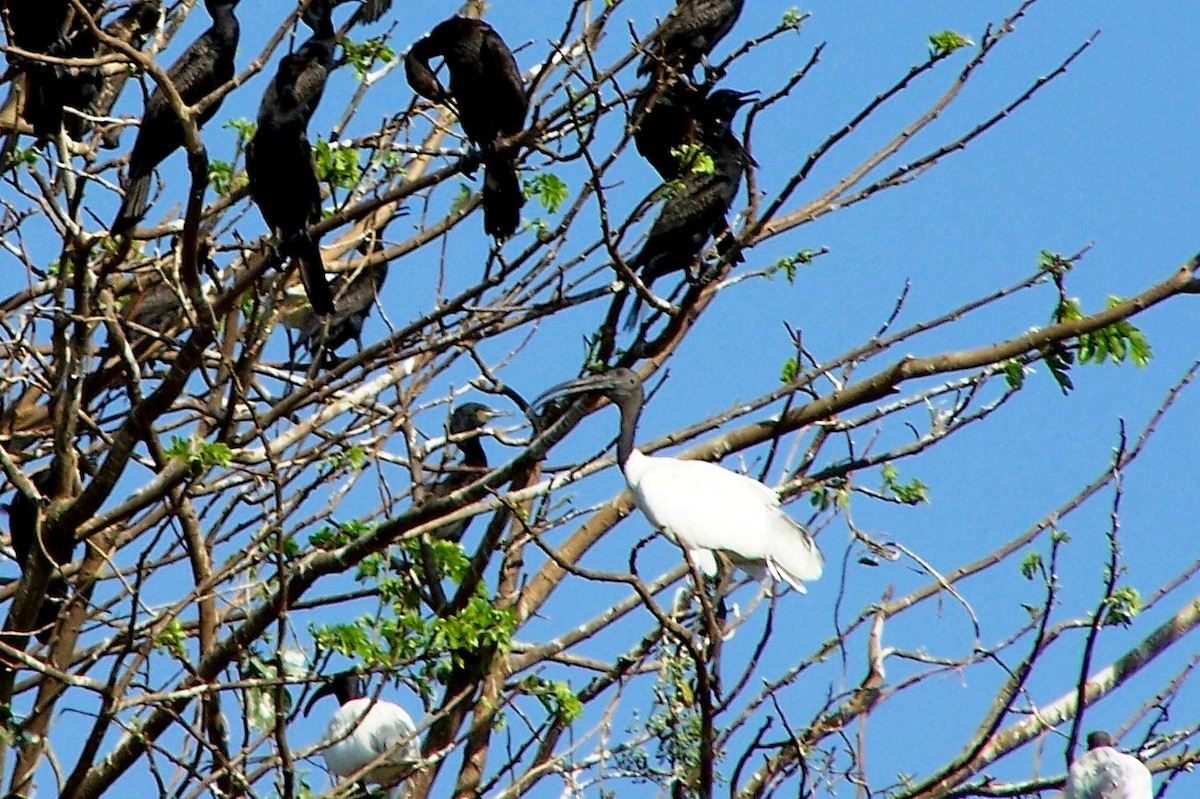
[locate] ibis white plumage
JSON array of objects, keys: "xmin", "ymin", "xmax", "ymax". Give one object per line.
[
  {"xmin": 1064, "ymin": 731, "xmax": 1153, "ymax": 799},
  {"xmin": 532, "ymin": 368, "xmax": 823, "ymax": 591},
  {"xmin": 304, "ymin": 670, "xmax": 419, "ymax": 797}
]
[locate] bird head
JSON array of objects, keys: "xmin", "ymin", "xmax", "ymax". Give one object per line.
[
  {"xmin": 449, "ymin": 403, "xmax": 504, "ymax": 436},
  {"xmin": 705, "ymin": 89, "xmax": 758, "ymax": 124},
  {"xmin": 303, "ymin": 669, "xmax": 364, "ymax": 716},
  {"xmin": 1086, "ymin": 730, "xmax": 1116, "ymax": 750},
  {"xmin": 530, "ymin": 368, "xmax": 644, "ymax": 421}
]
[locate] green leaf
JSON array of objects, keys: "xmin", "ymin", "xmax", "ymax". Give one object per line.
[
  {"xmin": 781, "ymin": 8, "xmax": 804, "ymax": 29},
  {"xmin": 880, "ymin": 463, "xmax": 929, "ymax": 505},
  {"xmin": 313, "ymin": 139, "xmax": 362, "ymax": 189},
  {"xmin": 1076, "ymin": 297, "xmax": 1153, "ymax": 368},
  {"xmin": 223, "ymin": 117, "xmax": 256, "ymax": 146},
  {"xmin": 779, "ymin": 357, "xmax": 798, "ymax": 384},
  {"xmin": 166, "ymin": 436, "xmax": 233, "ymax": 471},
  {"xmin": 928, "ymin": 30, "xmax": 973, "ymax": 57},
  {"xmin": 1020, "ymin": 552, "xmax": 1043, "ymax": 580},
  {"xmin": 449, "ymin": 183, "xmax": 474, "ymax": 215},
  {"xmin": 522, "ymin": 172, "xmax": 569, "ymax": 214},
  {"xmin": 1038, "ymin": 249, "xmax": 1073, "ymax": 276},
  {"xmin": 340, "ymin": 36, "xmax": 396, "ymax": 80},
  {"xmin": 1002, "ymin": 359, "xmax": 1026, "ymax": 390},
  {"xmin": 771, "ymin": 249, "xmax": 818, "ymax": 282},
  {"xmin": 1102, "ymin": 586, "xmax": 1141, "ymax": 627}
]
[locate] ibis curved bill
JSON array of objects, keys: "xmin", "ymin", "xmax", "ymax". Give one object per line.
[
  {"xmin": 532, "ymin": 368, "xmax": 822, "ymax": 592},
  {"xmin": 1064, "ymin": 731, "xmax": 1153, "ymax": 799},
  {"xmin": 304, "ymin": 671, "xmax": 419, "ymax": 795}
]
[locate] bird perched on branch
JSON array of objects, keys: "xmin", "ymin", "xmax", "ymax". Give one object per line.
[
  {"xmin": 428, "ymin": 402, "xmax": 503, "ymax": 543},
  {"xmin": 246, "ymin": 2, "xmax": 336, "ymax": 315},
  {"xmin": 532, "ymin": 368, "xmax": 822, "ymax": 592},
  {"xmin": 405, "ymin": 16, "xmax": 528, "ymax": 239},
  {"xmin": 638, "ymin": 0, "xmax": 745, "ymax": 80},
  {"xmin": 623, "ymin": 87, "xmax": 755, "ymax": 327},
  {"xmin": 1064, "ymin": 731, "xmax": 1153, "ymax": 799},
  {"xmin": 4, "ymin": 464, "xmax": 81, "ymax": 644},
  {"xmin": 288, "ymin": 259, "xmax": 388, "ymax": 365},
  {"xmin": 630, "ymin": 74, "xmax": 706, "ymax": 182},
  {"xmin": 305, "ymin": 670, "xmax": 419, "ymax": 798},
  {"xmin": 111, "ymin": 0, "xmax": 239, "ymax": 235}
]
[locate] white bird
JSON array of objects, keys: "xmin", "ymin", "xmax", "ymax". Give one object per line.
[
  {"xmin": 304, "ymin": 670, "xmax": 419, "ymax": 797},
  {"xmin": 532, "ymin": 368, "xmax": 823, "ymax": 591},
  {"xmin": 1064, "ymin": 731, "xmax": 1153, "ymax": 799}
]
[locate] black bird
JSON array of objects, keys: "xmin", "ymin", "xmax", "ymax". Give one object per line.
[
  {"xmin": 4, "ymin": 467, "xmax": 78, "ymax": 645},
  {"xmin": 111, "ymin": 0, "xmax": 239, "ymax": 235},
  {"xmin": 405, "ymin": 17, "xmax": 528, "ymax": 240},
  {"xmin": 624, "ymin": 88, "xmax": 754, "ymax": 327},
  {"xmin": 1, "ymin": 0, "xmax": 71, "ymax": 138},
  {"xmin": 246, "ymin": 24, "xmax": 336, "ymax": 315},
  {"xmin": 630, "ymin": 75, "xmax": 705, "ymax": 181},
  {"xmin": 290, "ymin": 259, "xmax": 388, "ymax": 364},
  {"xmin": 83, "ymin": 1, "xmax": 164, "ymax": 147},
  {"xmin": 428, "ymin": 402, "xmax": 502, "ymax": 542},
  {"xmin": 638, "ymin": 0, "xmax": 745, "ymax": 80}
]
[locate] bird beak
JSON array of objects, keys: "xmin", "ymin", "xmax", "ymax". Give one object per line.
[
  {"xmin": 303, "ymin": 680, "xmax": 336, "ymax": 717},
  {"xmin": 531, "ymin": 374, "xmax": 608, "ymax": 411},
  {"xmin": 730, "ymin": 90, "xmax": 760, "ymax": 108}
]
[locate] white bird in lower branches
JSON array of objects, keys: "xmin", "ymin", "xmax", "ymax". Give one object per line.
[
  {"xmin": 304, "ymin": 670, "xmax": 420, "ymax": 797},
  {"xmin": 532, "ymin": 368, "xmax": 823, "ymax": 591},
  {"xmin": 1064, "ymin": 731, "xmax": 1153, "ymax": 799}
]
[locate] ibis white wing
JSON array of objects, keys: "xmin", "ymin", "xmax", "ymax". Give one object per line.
[
  {"xmin": 1064, "ymin": 747, "xmax": 1153, "ymax": 799},
  {"xmin": 623, "ymin": 450, "xmax": 823, "ymax": 591},
  {"xmin": 323, "ymin": 698, "xmax": 418, "ymax": 786}
]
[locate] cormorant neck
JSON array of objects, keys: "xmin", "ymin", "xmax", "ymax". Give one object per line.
[{"xmin": 459, "ymin": 436, "xmax": 487, "ymax": 470}]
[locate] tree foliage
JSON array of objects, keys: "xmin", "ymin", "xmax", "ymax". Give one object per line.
[{"xmin": 0, "ymin": 1, "xmax": 1197, "ymax": 798}]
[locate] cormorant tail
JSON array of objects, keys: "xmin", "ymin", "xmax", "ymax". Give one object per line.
[
  {"xmin": 113, "ymin": 172, "xmax": 151, "ymax": 234},
  {"xmin": 482, "ymin": 153, "xmax": 523, "ymax": 240},
  {"xmin": 288, "ymin": 232, "xmax": 335, "ymax": 316}
]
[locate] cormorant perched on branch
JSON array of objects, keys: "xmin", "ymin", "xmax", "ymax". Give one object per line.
[
  {"xmin": 1, "ymin": 0, "xmax": 161, "ymax": 143},
  {"xmin": 111, "ymin": 0, "xmax": 239, "ymax": 235},
  {"xmin": 405, "ymin": 16, "xmax": 528, "ymax": 240},
  {"xmin": 429, "ymin": 403, "xmax": 502, "ymax": 543},
  {"xmin": 290, "ymin": 258, "xmax": 389, "ymax": 365},
  {"xmin": 246, "ymin": 14, "xmax": 336, "ymax": 316},
  {"xmin": 630, "ymin": 74, "xmax": 705, "ymax": 181},
  {"xmin": 638, "ymin": 0, "xmax": 745, "ymax": 80},
  {"xmin": 624, "ymin": 88, "xmax": 755, "ymax": 327},
  {"xmin": 1, "ymin": 0, "xmax": 71, "ymax": 138},
  {"xmin": 4, "ymin": 466, "xmax": 79, "ymax": 644}
]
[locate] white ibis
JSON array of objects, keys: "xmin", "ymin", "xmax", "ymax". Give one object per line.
[
  {"xmin": 304, "ymin": 670, "xmax": 419, "ymax": 796},
  {"xmin": 532, "ymin": 368, "xmax": 823, "ymax": 591},
  {"xmin": 1064, "ymin": 731, "xmax": 1153, "ymax": 799}
]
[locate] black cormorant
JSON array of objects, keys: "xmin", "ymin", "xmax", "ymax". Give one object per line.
[
  {"xmin": 624, "ymin": 88, "xmax": 754, "ymax": 326},
  {"xmin": 428, "ymin": 402, "xmax": 501, "ymax": 542},
  {"xmin": 630, "ymin": 75, "xmax": 705, "ymax": 181},
  {"xmin": 405, "ymin": 17, "xmax": 528, "ymax": 239},
  {"xmin": 638, "ymin": 0, "xmax": 745, "ymax": 80},
  {"xmin": 291, "ymin": 258, "xmax": 388, "ymax": 364},
  {"xmin": 4, "ymin": 466, "xmax": 79, "ymax": 644},
  {"xmin": 246, "ymin": 26, "xmax": 336, "ymax": 315},
  {"xmin": 111, "ymin": 0, "xmax": 239, "ymax": 234}
]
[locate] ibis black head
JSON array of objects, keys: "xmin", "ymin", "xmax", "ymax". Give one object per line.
[
  {"xmin": 449, "ymin": 403, "xmax": 502, "ymax": 436},
  {"xmin": 532, "ymin": 368, "xmax": 644, "ymax": 412},
  {"xmin": 303, "ymin": 670, "xmax": 365, "ymax": 716},
  {"xmin": 1086, "ymin": 730, "xmax": 1115, "ymax": 750}
]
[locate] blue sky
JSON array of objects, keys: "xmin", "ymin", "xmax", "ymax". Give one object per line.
[{"xmin": 6, "ymin": 0, "xmax": 1199, "ymax": 796}]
